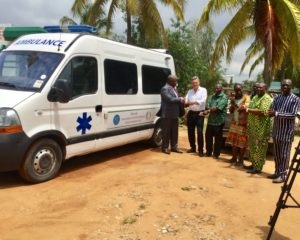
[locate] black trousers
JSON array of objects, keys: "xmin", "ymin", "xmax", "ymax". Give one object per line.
[
  {"xmin": 161, "ymin": 118, "xmax": 179, "ymax": 150},
  {"xmin": 187, "ymin": 111, "xmax": 204, "ymax": 153},
  {"xmin": 205, "ymin": 123, "xmax": 225, "ymax": 157}
]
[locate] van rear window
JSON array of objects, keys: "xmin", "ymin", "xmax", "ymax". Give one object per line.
[{"xmin": 142, "ymin": 65, "xmax": 171, "ymax": 94}]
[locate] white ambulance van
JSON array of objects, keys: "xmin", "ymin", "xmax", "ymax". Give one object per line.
[{"xmin": 0, "ymin": 33, "xmax": 175, "ymax": 183}]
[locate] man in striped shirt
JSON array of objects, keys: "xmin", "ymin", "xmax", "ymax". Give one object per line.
[{"xmin": 267, "ymin": 79, "xmax": 300, "ymax": 183}]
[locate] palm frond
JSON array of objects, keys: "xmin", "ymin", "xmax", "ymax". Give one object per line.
[
  {"xmin": 71, "ymin": 0, "xmax": 89, "ymax": 17},
  {"xmin": 59, "ymin": 16, "xmax": 78, "ymax": 26},
  {"xmin": 140, "ymin": 0, "xmax": 167, "ymax": 46},
  {"xmin": 271, "ymin": 0, "xmax": 300, "ymax": 69},
  {"xmin": 240, "ymin": 40, "xmax": 263, "ymax": 74},
  {"xmin": 160, "ymin": 0, "xmax": 185, "ymax": 21},
  {"xmin": 197, "ymin": 0, "xmax": 244, "ymax": 30},
  {"xmin": 211, "ymin": 2, "xmax": 253, "ymax": 67},
  {"xmin": 248, "ymin": 53, "xmax": 264, "ymax": 77},
  {"xmin": 106, "ymin": 0, "xmax": 120, "ymax": 34}
]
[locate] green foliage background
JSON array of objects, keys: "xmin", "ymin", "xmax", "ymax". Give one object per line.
[{"xmin": 166, "ymin": 19, "xmax": 225, "ymax": 96}]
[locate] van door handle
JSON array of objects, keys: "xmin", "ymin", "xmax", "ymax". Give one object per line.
[{"xmin": 95, "ymin": 105, "xmax": 102, "ymax": 112}]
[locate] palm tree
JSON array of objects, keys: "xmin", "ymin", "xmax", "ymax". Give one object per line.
[
  {"xmin": 70, "ymin": 0, "xmax": 186, "ymax": 47},
  {"xmin": 60, "ymin": 1, "xmax": 108, "ymax": 32},
  {"xmin": 197, "ymin": 0, "xmax": 300, "ymax": 85}
]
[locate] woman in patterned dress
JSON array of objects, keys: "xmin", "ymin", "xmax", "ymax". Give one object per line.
[{"xmin": 226, "ymin": 83, "xmax": 250, "ymax": 166}]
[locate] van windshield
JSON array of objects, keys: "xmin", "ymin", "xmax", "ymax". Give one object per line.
[{"xmin": 0, "ymin": 51, "xmax": 64, "ymax": 92}]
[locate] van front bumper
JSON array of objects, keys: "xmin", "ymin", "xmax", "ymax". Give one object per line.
[{"xmin": 0, "ymin": 131, "xmax": 30, "ymax": 172}]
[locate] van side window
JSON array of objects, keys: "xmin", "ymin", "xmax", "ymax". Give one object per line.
[
  {"xmin": 142, "ymin": 65, "xmax": 171, "ymax": 94},
  {"xmin": 104, "ymin": 59, "xmax": 137, "ymax": 94},
  {"xmin": 58, "ymin": 56, "xmax": 98, "ymax": 99}
]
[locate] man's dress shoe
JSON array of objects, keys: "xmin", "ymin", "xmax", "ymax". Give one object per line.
[
  {"xmin": 171, "ymin": 148, "xmax": 183, "ymax": 153},
  {"xmin": 162, "ymin": 149, "xmax": 170, "ymax": 154}
]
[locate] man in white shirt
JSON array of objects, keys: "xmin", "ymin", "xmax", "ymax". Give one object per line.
[{"xmin": 185, "ymin": 76, "xmax": 207, "ymax": 156}]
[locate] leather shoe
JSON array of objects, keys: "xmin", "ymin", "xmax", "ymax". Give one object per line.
[
  {"xmin": 186, "ymin": 148, "xmax": 196, "ymax": 153},
  {"xmin": 273, "ymin": 176, "xmax": 286, "ymax": 183},
  {"xmin": 199, "ymin": 152, "xmax": 204, "ymax": 157},
  {"xmin": 162, "ymin": 149, "xmax": 170, "ymax": 154},
  {"xmin": 247, "ymin": 169, "xmax": 261, "ymax": 174},
  {"xmin": 267, "ymin": 174, "xmax": 278, "ymax": 179},
  {"xmin": 213, "ymin": 155, "xmax": 219, "ymax": 160},
  {"xmin": 205, "ymin": 153, "xmax": 212, "ymax": 157},
  {"xmin": 171, "ymin": 148, "xmax": 183, "ymax": 153}
]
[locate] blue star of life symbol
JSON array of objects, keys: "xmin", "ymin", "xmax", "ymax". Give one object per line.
[{"xmin": 76, "ymin": 112, "xmax": 92, "ymax": 135}]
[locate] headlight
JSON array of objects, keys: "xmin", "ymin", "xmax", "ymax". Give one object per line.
[{"xmin": 0, "ymin": 108, "xmax": 22, "ymax": 133}]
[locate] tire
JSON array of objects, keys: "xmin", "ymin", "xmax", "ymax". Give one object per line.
[
  {"xmin": 19, "ymin": 138, "xmax": 63, "ymax": 183},
  {"xmin": 149, "ymin": 122, "xmax": 162, "ymax": 147}
]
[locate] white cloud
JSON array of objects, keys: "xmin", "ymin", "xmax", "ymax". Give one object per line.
[
  {"xmin": 0, "ymin": 0, "xmax": 263, "ymax": 83},
  {"xmin": 222, "ymin": 41, "xmax": 264, "ymax": 82},
  {"xmin": 0, "ymin": 0, "xmax": 73, "ymax": 26}
]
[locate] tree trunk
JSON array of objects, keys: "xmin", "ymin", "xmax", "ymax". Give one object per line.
[
  {"xmin": 263, "ymin": 51, "xmax": 272, "ymax": 86},
  {"xmin": 126, "ymin": 0, "xmax": 132, "ymax": 44}
]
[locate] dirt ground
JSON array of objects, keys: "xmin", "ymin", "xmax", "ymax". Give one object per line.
[{"xmin": 1, "ymin": 126, "xmax": 300, "ymax": 240}]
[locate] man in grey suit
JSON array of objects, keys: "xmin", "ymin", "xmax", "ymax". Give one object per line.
[{"xmin": 160, "ymin": 74, "xmax": 185, "ymax": 154}]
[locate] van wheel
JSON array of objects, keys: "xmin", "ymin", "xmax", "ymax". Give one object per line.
[
  {"xmin": 149, "ymin": 122, "xmax": 162, "ymax": 147},
  {"xmin": 19, "ymin": 139, "xmax": 63, "ymax": 183}
]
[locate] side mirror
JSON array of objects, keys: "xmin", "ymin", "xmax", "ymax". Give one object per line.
[{"xmin": 47, "ymin": 79, "xmax": 71, "ymax": 103}]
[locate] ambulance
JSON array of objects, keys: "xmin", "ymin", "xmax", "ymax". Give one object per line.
[{"xmin": 0, "ymin": 32, "xmax": 175, "ymax": 183}]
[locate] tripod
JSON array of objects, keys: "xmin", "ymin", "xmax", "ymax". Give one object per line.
[{"xmin": 267, "ymin": 140, "xmax": 300, "ymax": 240}]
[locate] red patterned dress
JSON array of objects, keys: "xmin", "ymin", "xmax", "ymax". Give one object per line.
[{"xmin": 226, "ymin": 94, "xmax": 250, "ymax": 148}]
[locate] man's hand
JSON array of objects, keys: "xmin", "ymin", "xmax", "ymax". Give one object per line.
[
  {"xmin": 267, "ymin": 109, "xmax": 276, "ymax": 117},
  {"xmin": 209, "ymin": 106, "xmax": 217, "ymax": 113}
]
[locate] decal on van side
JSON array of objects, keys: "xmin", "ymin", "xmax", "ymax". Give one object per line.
[
  {"xmin": 14, "ymin": 39, "xmax": 66, "ymax": 47},
  {"xmin": 113, "ymin": 114, "xmax": 121, "ymax": 126},
  {"xmin": 76, "ymin": 112, "xmax": 92, "ymax": 134},
  {"xmin": 108, "ymin": 109, "xmax": 155, "ymax": 129}
]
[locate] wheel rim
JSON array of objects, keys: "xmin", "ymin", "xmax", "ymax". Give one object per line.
[{"xmin": 33, "ymin": 148, "xmax": 56, "ymax": 175}]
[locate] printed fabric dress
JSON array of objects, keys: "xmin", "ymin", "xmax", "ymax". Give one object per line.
[
  {"xmin": 247, "ymin": 93, "xmax": 273, "ymax": 171},
  {"xmin": 226, "ymin": 95, "xmax": 249, "ymax": 148}
]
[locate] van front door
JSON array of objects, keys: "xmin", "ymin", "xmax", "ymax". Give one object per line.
[{"xmin": 51, "ymin": 56, "xmax": 102, "ymax": 158}]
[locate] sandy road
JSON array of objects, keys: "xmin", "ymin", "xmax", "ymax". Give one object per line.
[{"xmin": 0, "ymin": 127, "xmax": 300, "ymax": 240}]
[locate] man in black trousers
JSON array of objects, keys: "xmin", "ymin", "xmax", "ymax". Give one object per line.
[
  {"xmin": 185, "ymin": 76, "xmax": 207, "ymax": 156},
  {"xmin": 204, "ymin": 83, "xmax": 228, "ymax": 159},
  {"xmin": 160, "ymin": 74, "xmax": 185, "ymax": 154}
]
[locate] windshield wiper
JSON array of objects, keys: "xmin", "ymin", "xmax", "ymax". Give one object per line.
[{"xmin": 0, "ymin": 81, "xmax": 17, "ymax": 89}]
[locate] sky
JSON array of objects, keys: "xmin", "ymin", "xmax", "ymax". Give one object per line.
[{"xmin": 0, "ymin": 0, "xmax": 263, "ymax": 83}]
